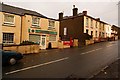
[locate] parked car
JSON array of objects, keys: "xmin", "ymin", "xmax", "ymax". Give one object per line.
[{"xmin": 1, "ymin": 50, "xmax": 23, "ymax": 65}]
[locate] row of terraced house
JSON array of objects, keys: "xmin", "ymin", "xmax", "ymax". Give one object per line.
[{"xmin": 0, "ymin": 3, "xmax": 120, "ymax": 50}]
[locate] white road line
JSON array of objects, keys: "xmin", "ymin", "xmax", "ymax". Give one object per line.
[
  {"xmin": 80, "ymin": 48, "xmax": 102, "ymax": 55},
  {"xmin": 106, "ymin": 45, "xmax": 113, "ymax": 47},
  {"xmin": 5, "ymin": 57, "xmax": 69, "ymax": 75}
]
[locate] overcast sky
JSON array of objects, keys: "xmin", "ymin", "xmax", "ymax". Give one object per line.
[{"xmin": 1, "ymin": 0, "xmax": 119, "ymax": 26}]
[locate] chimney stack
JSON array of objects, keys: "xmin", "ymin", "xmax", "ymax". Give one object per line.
[
  {"xmin": 73, "ymin": 5, "xmax": 78, "ymax": 16},
  {"xmin": 59, "ymin": 12, "xmax": 63, "ymax": 20},
  {"xmin": 83, "ymin": 11, "xmax": 87, "ymax": 15},
  {"xmin": 96, "ymin": 18, "xmax": 100, "ymax": 21}
]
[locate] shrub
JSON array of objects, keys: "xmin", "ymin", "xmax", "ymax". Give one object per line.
[{"xmin": 20, "ymin": 41, "xmax": 39, "ymax": 45}]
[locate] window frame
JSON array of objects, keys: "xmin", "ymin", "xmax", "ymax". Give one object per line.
[
  {"xmin": 3, "ymin": 13, "xmax": 15, "ymax": 26},
  {"xmin": 3, "ymin": 33, "xmax": 14, "ymax": 44},
  {"xmin": 49, "ymin": 35, "xmax": 56, "ymax": 42},
  {"xmin": 91, "ymin": 19, "xmax": 93, "ymax": 27},
  {"xmin": 86, "ymin": 17, "xmax": 89, "ymax": 27},
  {"xmin": 32, "ymin": 16, "xmax": 40, "ymax": 27},
  {"xmin": 48, "ymin": 20, "xmax": 55, "ymax": 30}
]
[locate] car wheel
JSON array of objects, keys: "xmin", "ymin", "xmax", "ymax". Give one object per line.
[{"xmin": 9, "ymin": 57, "xmax": 17, "ymax": 65}]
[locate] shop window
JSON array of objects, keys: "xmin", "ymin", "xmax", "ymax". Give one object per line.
[
  {"xmin": 29, "ymin": 34, "xmax": 40, "ymax": 44},
  {"xmin": 3, "ymin": 33, "xmax": 14, "ymax": 44},
  {"xmin": 49, "ymin": 35, "xmax": 56, "ymax": 41},
  {"xmin": 4, "ymin": 14, "xmax": 14, "ymax": 25},
  {"xmin": 48, "ymin": 20, "xmax": 55, "ymax": 30},
  {"xmin": 32, "ymin": 16, "xmax": 40, "ymax": 27}
]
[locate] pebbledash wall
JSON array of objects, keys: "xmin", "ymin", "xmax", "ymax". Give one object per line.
[{"xmin": 0, "ymin": 3, "xmax": 59, "ymax": 50}]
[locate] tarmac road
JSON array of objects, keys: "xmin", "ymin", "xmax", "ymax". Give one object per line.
[{"xmin": 2, "ymin": 40, "xmax": 119, "ymax": 79}]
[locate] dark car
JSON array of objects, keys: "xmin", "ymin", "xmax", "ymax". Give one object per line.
[{"xmin": 1, "ymin": 50, "xmax": 23, "ymax": 65}]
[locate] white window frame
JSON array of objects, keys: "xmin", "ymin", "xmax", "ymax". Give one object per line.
[
  {"xmin": 91, "ymin": 19, "xmax": 93, "ymax": 27},
  {"xmin": 96, "ymin": 21, "xmax": 98, "ymax": 28},
  {"xmin": 3, "ymin": 33, "xmax": 14, "ymax": 44},
  {"xmin": 32, "ymin": 16, "xmax": 40, "ymax": 27},
  {"xmin": 48, "ymin": 20, "xmax": 55, "ymax": 30},
  {"xmin": 49, "ymin": 35, "xmax": 56, "ymax": 42},
  {"xmin": 86, "ymin": 17, "xmax": 89, "ymax": 26},
  {"xmin": 3, "ymin": 13, "xmax": 15, "ymax": 25}
]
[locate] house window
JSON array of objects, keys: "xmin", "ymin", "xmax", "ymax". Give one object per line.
[
  {"xmin": 86, "ymin": 29, "xmax": 88, "ymax": 34},
  {"xmin": 96, "ymin": 31, "xmax": 97, "ymax": 37},
  {"xmin": 103, "ymin": 24, "xmax": 104, "ymax": 30},
  {"xmin": 32, "ymin": 16, "xmax": 40, "ymax": 27},
  {"xmin": 102, "ymin": 32, "xmax": 104, "ymax": 37},
  {"xmin": 48, "ymin": 20, "xmax": 55, "ymax": 30},
  {"xmin": 91, "ymin": 19, "xmax": 93, "ymax": 27},
  {"xmin": 4, "ymin": 14, "xmax": 14, "ymax": 25},
  {"xmin": 96, "ymin": 21, "xmax": 97, "ymax": 28},
  {"xmin": 3, "ymin": 33, "xmax": 14, "ymax": 44},
  {"xmin": 99, "ymin": 23, "xmax": 101, "ymax": 30},
  {"xmin": 86, "ymin": 17, "xmax": 89, "ymax": 26},
  {"xmin": 99, "ymin": 32, "xmax": 101, "ymax": 37},
  {"xmin": 49, "ymin": 35, "xmax": 56, "ymax": 41}
]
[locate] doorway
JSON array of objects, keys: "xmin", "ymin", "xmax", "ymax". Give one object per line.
[{"xmin": 40, "ymin": 35, "xmax": 46, "ymax": 49}]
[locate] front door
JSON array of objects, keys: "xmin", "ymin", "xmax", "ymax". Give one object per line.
[{"xmin": 40, "ymin": 35, "xmax": 46, "ymax": 49}]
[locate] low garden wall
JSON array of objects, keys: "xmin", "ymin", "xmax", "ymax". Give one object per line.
[
  {"xmin": 3, "ymin": 44, "xmax": 39, "ymax": 54},
  {"xmin": 85, "ymin": 39, "xmax": 94, "ymax": 45}
]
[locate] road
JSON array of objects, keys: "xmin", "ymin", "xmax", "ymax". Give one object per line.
[{"xmin": 2, "ymin": 40, "xmax": 119, "ymax": 79}]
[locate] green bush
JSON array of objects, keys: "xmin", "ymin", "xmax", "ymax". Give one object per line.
[{"xmin": 20, "ymin": 41, "xmax": 39, "ymax": 45}]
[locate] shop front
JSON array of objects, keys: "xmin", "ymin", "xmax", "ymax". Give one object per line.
[{"xmin": 28, "ymin": 29, "xmax": 57, "ymax": 50}]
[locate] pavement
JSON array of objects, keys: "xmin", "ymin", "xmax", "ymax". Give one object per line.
[
  {"xmin": 89, "ymin": 59, "xmax": 119, "ymax": 79},
  {"xmin": 2, "ymin": 40, "xmax": 120, "ymax": 79}
]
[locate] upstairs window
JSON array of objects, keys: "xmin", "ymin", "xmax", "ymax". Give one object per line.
[
  {"xmin": 32, "ymin": 16, "xmax": 40, "ymax": 27},
  {"xmin": 4, "ymin": 14, "xmax": 14, "ymax": 25},
  {"xmin": 103, "ymin": 24, "xmax": 104, "ymax": 30},
  {"xmin": 96, "ymin": 21, "xmax": 98, "ymax": 28},
  {"xmin": 86, "ymin": 17, "xmax": 89, "ymax": 26},
  {"xmin": 91, "ymin": 19, "xmax": 93, "ymax": 28},
  {"xmin": 48, "ymin": 20, "xmax": 55, "ymax": 30}
]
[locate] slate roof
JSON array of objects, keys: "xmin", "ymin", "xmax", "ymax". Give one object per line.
[{"xmin": 0, "ymin": 3, "xmax": 47, "ymax": 18}]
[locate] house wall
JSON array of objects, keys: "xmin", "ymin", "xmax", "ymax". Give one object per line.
[
  {"xmin": 22, "ymin": 14, "xmax": 59, "ymax": 49},
  {"xmin": 105, "ymin": 24, "xmax": 112, "ymax": 38},
  {"xmin": 1, "ymin": 12, "xmax": 21, "ymax": 44},
  {"xmin": 0, "ymin": 12, "xmax": 2, "ymax": 44},
  {"xmin": 84, "ymin": 16, "xmax": 99, "ymax": 39},
  {"xmin": 60, "ymin": 16, "xmax": 84, "ymax": 46}
]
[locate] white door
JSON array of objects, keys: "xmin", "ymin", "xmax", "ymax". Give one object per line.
[{"xmin": 40, "ymin": 35, "xmax": 46, "ymax": 49}]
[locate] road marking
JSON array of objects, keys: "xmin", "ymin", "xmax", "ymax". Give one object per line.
[
  {"xmin": 5, "ymin": 57, "xmax": 69, "ymax": 75},
  {"xmin": 106, "ymin": 45, "xmax": 113, "ymax": 47},
  {"xmin": 80, "ymin": 48, "xmax": 102, "ymax": 55}
]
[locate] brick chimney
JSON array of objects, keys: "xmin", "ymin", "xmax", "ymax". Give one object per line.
[
  {"xmin": 73, "ymin": 5, "xmax": 78, "ymax": 16},
  {"xmin": 83, "ymin": 11, "xmax": 87, "ymax": 15},
  {"xmin": 59, "ymin": 12, "xmax": 63, "ymax": 20}
]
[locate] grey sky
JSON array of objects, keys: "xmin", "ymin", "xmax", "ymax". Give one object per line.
[{"xmin": 1, "ymin": 0, "xmax": 119, "ymax": 26}]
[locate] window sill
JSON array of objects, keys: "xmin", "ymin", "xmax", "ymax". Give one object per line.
[
  {"xmin": 31, "ymin": 26, "xmax": 41, "ymax": 29},
  {"xmin": 2, "ymin": 23, "xmax": 15, "ymax": 27}
]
